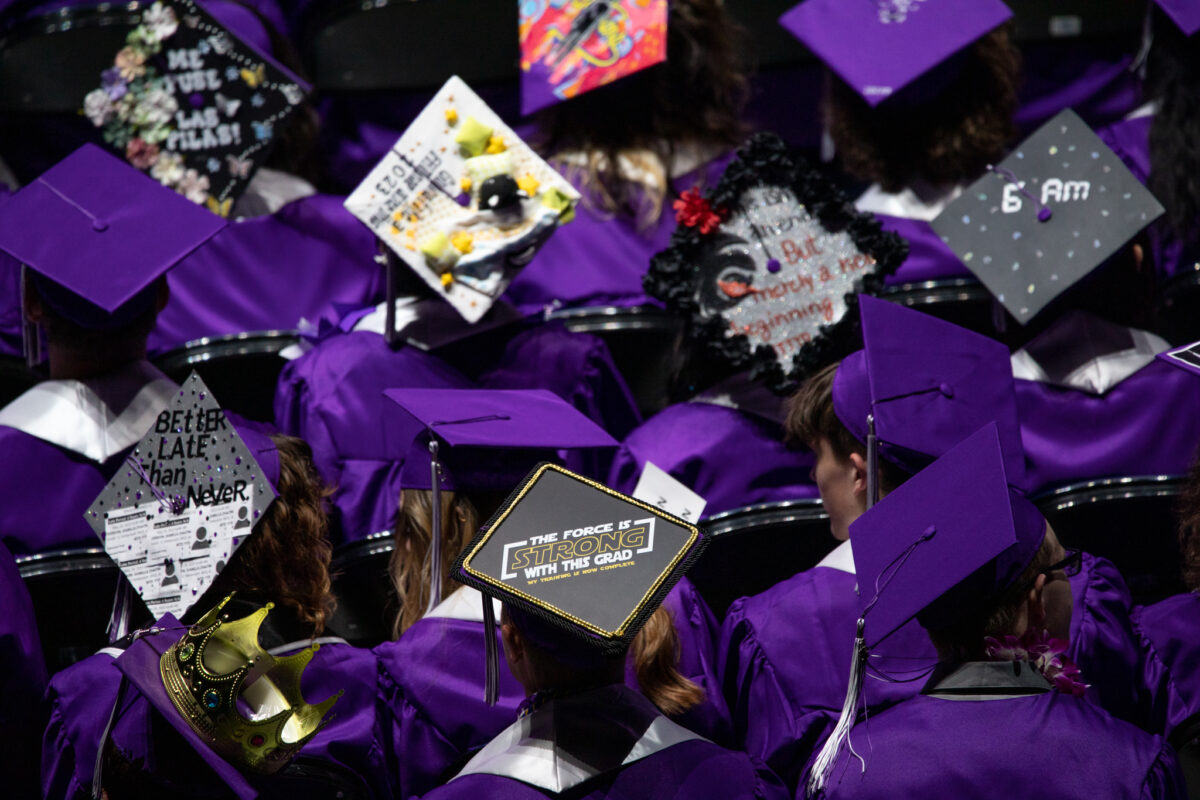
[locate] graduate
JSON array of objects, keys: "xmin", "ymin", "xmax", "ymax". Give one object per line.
[
  {"xmin": 0, "ymin": 537, "xmax": 48, "ymax": 798},
  {"xmin": 719, "ymin": 296, "xmax": 1144, "ymax": 791},
  {"xmin": 0, "ymin": 143, "xmax": 225, "ymax": 557},
  {"xmin": 375, "ymin": 389, "xmax": 732, "ymax": 799},
  {"xmin": 415, "ymin": 462, "xmax": 787, "ymax": 800},
  {"xmin": 806, "ymin": 425, "xmax": 1184, "ymax": 800},
  {"xmin": 779, "ymin": 0, "xmax": 1019, "ymax": 287},
  {"xmin": 43, "ymin": 403, "xmax": 389, "ymax": 799}
]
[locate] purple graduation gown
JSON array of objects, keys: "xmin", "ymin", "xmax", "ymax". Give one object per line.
[
  {"xmin": 375, "ymin": 579, "xmax": 731, "ymax": 797},
  {"xmin": 1134, "ymin": 592, "xmax": 1200, "ymax": 738},
  {"xmin": 607, "ymin": 379, "xmax": 817, "ymax": 518},
  {"xmin": 417, "ymin": 685, "xmax": 787, "ymax": 800},
  {"xmin": 719, "ymin": 543, "xmax": 1145, "ymax": 791},
  {"xmin": 0, "ymin": 537, "xmax": 46, "ymax": 798},
  {"xmin": 1015, "ymin": 42, "xmax": 1140, "ymax": 135},
  {"xmin": 817, "ymin": 661, "xmax": 1184, "ymax": 800},
  {"xmin": 875, "ymin": 214, "xmax": 971, "ymax": 286},
  {"xmin": 43, "ymin": 620, "xmax": 388, "ymax": 799}
]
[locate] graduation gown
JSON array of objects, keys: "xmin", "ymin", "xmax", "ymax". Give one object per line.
[
  {"xmin": 719, "ymin": 541, "xmax": 1145, "ymax": 791},
  {"xmin": 42, "ymin": 604, "xmax": 388, "ymax": 800},
  {"xmin": 0, "ymin": 360, "xmax": 178, "ymax": 556},
  {"xmin": 418, "ymin": 684, "xmax": 788, "ymax": 800},
  {"xmin": 606, "ymin": 374, "xmax": 817, "ymax": 518},
  {"xmin": 1134, "ymin": 592, "xmax": 1200, "ymax": 738},
  {"xmin": 376, "ymin": 579, "xmax": 731, "ymax": 798},
  {"xmin": 853, "ymin": 183, "xmax": 972, "ymax": 286},
  {"xmin": 815, "ymin": 661, "xmax": 1185, "ymax": 800},
  {"xmin": 0, "ymin": 537, "xmax": 47, "ymax": 798}
]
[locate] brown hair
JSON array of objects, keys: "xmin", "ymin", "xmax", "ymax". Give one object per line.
[
  {"xmin": 1179, "ymin": 454, "xmax": 1200, "ymax": 592},
  {"xmin": 388, "ymin": 489, "xmax": 481, "ymax": 638},
  {"xmin": 210, "ymin": 435, "xmax": 336, "ymax": 635},
  {"xmin": 629, "ymin": 605, "xmax": 705, "ymax": 716},
  {"xmin": 825, "ymin": 25, "xmax": 1020, "ymax": 193},
  {"xmin": 533, "ymin": 0, "xmax": 749, "ymax": 230}
]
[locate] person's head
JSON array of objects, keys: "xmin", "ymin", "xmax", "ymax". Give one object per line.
[
  {"xmin": 532, "ymin": 0, "xmax": 749, "ymax": 229},
  {"xmin": 925, "ymin": 521, "xmax": 1074, "ymax": 662},
  {"xmin": 824, "ymin": 24, "xmax": 1020, "ymax": 192},
  {"xmin": 1147, "ymin": 5, "xmax": 1200, "ymax": 244},
  {"xmin": 193, "ymin": 434, "xmax": 336, "ymax": 635},
  {"xmin": 785, "ymin": 362, "xmax": 909, "ymax": 540}
]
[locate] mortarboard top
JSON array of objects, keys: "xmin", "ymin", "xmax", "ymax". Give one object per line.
[
  {"xmin": 850, "ymin": 423, "xmax": 1046, "ymax": 649},
  {"xmin": 384, "ymin": 387, "xmax": 618, "ymax": 492},
  {"xmin": 778, "ymin": 0, "xmax": 1012, "ymax": 107},
  {"xmin": 831, "ymin": 294, "xmax": 1025, "ymax": 485},
  {"xmin": 519, "ymin": 0, "xmax": 668, "ymax": 115},
  {"xmin": 452, "ymin": 462, "xmax": 705, "ymax": 657},
  {"xmin": 931, "ymin": 108, "xmax": 1165, "ymax": 326},
  {"xmin": 0, "ymin": 144, "xmax": 225, "ymax": 327},
  {"xmin": 1157, "ymin": 339, "xmax": 1200, "ymax": 379},
  {"xmin": 1156, "ymin": 0, "xmax": 1200, "ymax": 37}
]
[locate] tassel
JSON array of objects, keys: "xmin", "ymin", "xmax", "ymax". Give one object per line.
[
  {"xmin": 806, "ymin": 618, "xmax": 868, "ymax": 798},
  {"xmin": 20, "ymin": 267, "xmax": 42, "ymax": 369},
  {"xmin": 865, "ymin": 414, "xmax": 879, "ymax": 509},
  {"xmin": 482, "ymin": 593, "xmax": 499, "ymax": 705},
  {"xmin": 106, "ymin": 574, "xmax": 134, "ymax": 643},
  {"xmin": 425, "ymin": 439, "xmax": 443, "ymax": 617}
]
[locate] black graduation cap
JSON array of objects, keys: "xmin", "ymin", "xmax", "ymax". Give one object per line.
[
  {"xmin": 451, "ymin": 463, "xmax": 705, "ymax": 701},
  {"xmin": 930, "ymin": 109, "xmax": 1164, "ymax": 325}
]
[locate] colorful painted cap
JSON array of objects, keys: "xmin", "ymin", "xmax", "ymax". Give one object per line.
[
  {"xmin": 86, "ymin": 372, "xmax": 279, "ymax": 620},
  {"xmin": 384, "ymin": 388, "xmax": 618, "ymax": 493},
  {"xmin": 851, "ymin": 423, "xmax": 1046, "ymax": 647},
  {"xmin": 779, "ymin": 0, "xmax": 1012, "ymax": 107},
  {"xmin": 452, "ymin": 462, "xmax": 706, "ymax": 657},
  {"xmin": 0, "ymin": 144, "xmax": 225, "ymax": 328},
  {"xmin": 931, "ymin": 109, "xmax": 1165, "ymax": 325},
  {"xmin": 831, "ymin": 294, "xmax": 1025, "ymax": 485},
  {"xmin": 519, "ymin": 0, "xmax": 668, "ymax": 115},
  {"xmin": 1156, "ymin": 0, "xmax": 1200, "ymax": 36}
]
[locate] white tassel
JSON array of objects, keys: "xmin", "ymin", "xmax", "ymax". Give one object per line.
[
  {"xmin": 424, "ymin": 439, "xmax": 443, "ymax": 617},
  {"xmin": 806, "ymin": 618, "xmax": 867, "ymax": 798}
]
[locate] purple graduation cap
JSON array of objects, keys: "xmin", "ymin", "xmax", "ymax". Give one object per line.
[
  {"xmin": 778, "ymin": 0, "xmax": 1012, "ymax": 107},
  {"xmin": 807, "ymin": 422, "xmax": 1046, "ymax": 795},
  {"xmin": 831, "ymin": 294, "xmax": 1025, "ymax": 498},
  {"xmin": 1156, "ymin": 0, "xmax": 1200, "ymax": 36},
  {"xmin": 384, "ymin": 387, "xmax": 618, "ymax": 621},
  {"xmin": 0, "ymin": 144, "xmax": 226, "ymax": 353}
]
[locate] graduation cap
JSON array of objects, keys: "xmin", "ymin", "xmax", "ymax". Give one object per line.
[
  {"xmin": 807, "ymin": 423, "xmax": 1045, "ymax": 796},
  {"xmin": 1155, "ymin": 0, "xmax": 1200, "ymax": 37},
  {"xmin": 86, "ymin": 372, "xmax": 278, "ymax": 621},
  {"xmin": 519, "ymin": 0, "xmax": 668, "ymax": 115},
  {"xmin": 930, "ymin": 108, "xmax": 1165, "ymax": 326},
  {"xmin": 778, "ymin": 0, "xmax": 1012, "ymax": 107},
  {"xmin": 344, "ymin": 76, "xmax": 580, "ymax": 324},
  {"xmin": 82, "ymin": 0, "xmax": 310, "ymax": 216},
  {"xmin": 384, "ymin": 387, "xmax": 619, "ymax": 619},
  {"xmin": 831, "ymin": 294, "xmax": 1025, "ymax": 498},
  {"xmin": 644, "ymin": 132, "xmax": 906, "ymax": 397},
  {"xmin": 1157, "ymin": 339, "xmax": 1200, "ymax": 379},
  {"xmin": 450, "ymin": 462, "xmax": 705, "ymax": 703}
]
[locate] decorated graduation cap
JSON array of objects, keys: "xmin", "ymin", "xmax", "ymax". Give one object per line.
[
  {"xmin": 807, "ymin": 423, "xmax": 1045, "ymax": 795},
  {"xmin": 85, "ymin": 372, "xmax": 278, "ymax": 621},
  {"xmin": 519, "ymin": 0, "xmax": 668, "ymax": 115},
  {"xmin": 831, "ymin": 294, "xmax": 1025, "ymax": 499},
  {"xmin": 1157, "ymin": 339, "xmax": 1200, "ymax": 378},
  {"xmin": 384, "ymin": 387, "xmax": 619, "ymax": 619},
  {"xmin": 344, "ymin": 76, "xmax": 580, "ymax": 324},
  {"xmin": 1155, "ymin": 0, "xmax": 1200, "ymax": 37},
  {"xmin": 931, "ymin": 109, "xmax": 1165, "ymax": 325},
  {"xmin": 83, "ymin": 0, "xmax": 310, "ymax": 217},
  {"xmin": 451, "ymin": 462, "xmax": 705, "ymax": 703},
  {"xmin": 644, "ymin": 132, "xmax": 906, "ymax": 396},
  {"xmin": 0, "ymin": 143, "xmax": 225, "ymax": 361},
  {"xmin": 778, "ymin": 0, "xmax": 1012, "ymax": 107}
]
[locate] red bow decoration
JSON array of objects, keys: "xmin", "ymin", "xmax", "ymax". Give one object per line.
[{"xmin": 673, "ymin": 187, "xmax": 723, "ymax": 234}]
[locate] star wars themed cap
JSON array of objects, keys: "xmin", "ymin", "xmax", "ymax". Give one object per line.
[{"xmin": 931, "ymin": 108, "xmax": 1165, "ymax": 325}]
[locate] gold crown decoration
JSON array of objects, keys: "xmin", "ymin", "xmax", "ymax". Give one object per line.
[{"xmin": 160, "ymin": 594, "xmax": 342, "ymax": 774}]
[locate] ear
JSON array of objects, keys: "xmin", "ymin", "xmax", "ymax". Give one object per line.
[
  {"xmin": 848, "ymin": 451, "xmax": 869, "ymax": 497},
  {"xmin": 500, "ymin": 620, "xmax": 525, "ymax": 668},
  {"xmin": 1024, "ymin": 573, "xmax": 1048, "ymax": 634}
]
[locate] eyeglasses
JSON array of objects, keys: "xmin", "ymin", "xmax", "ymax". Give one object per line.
[{"xmin": 1018, "ymin": 548, "xmax": 1082, "ymax": 593}]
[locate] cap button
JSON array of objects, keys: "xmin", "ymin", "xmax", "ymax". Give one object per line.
[
  {"xmin": 939, "ymin": 382, "xmax": 955, "ymax": 398},
  {"xmin": 92, "ymin": 218, "xmax": 109, "ymax": 232}
]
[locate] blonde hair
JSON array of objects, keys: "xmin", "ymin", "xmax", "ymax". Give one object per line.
[{"xmin": 630, "ymin": 605, "xmax": 705, "ymax": 716}]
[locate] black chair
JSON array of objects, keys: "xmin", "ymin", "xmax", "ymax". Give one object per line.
[
  {"xmin": 690, "ymin": 498, "xmax": 835, "ymax": 618},
  {"xmin": 16, "ymin": 547, "xmax": 139, "ymax": 674},
  {"xmin": 1032, "ymin": 475, "xmax": 1186, "ymax": 605},
  {"xmin": 153, "ymin": 330, "xmax": 300, "ymax": 423},
  {"xmin": 0, "ymin": 354, "xmax": 38, "ymax": 408},
  {"xmin": 1157, "ymin": 267, "xmax": 1200, "ymax": 347},
  {"xmin": 548, "ymin": 305, "xmax": 683, "ymax": 419},
  {"xmin": 881, "ymin": 278, "xmax": 1004, "ymax": 340},
  {"xmin": 1171, "ymin": 713, "xmax": 1200, "ymax": 800},
  {"xmin": 326, "ymin": 532, "xmax": 397, "ymax": 648}
]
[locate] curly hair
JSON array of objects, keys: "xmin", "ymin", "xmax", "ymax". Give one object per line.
[
  {"xmin": 825, "ymin": 24, "xmax": 1020, "ymax": 192},
  {"xmin": 211, "ymin": 434, "xmax": 336, "ymax": 635},
  {"xmin": 1147, "ymin": 7, "xmax": 1200, "ymax": 243},
  {"xmin": 1179, "ymin": 453, "xmax": 1200, "ymax": 592},
  {"xmin": 533, "ymin": 0, "xmax": 749, "ymax": 230}
]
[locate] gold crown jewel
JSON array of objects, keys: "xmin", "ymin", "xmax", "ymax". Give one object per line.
[{"xmin": 160, "ymin": 594, "xmax": 342, "ymax": 774}]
